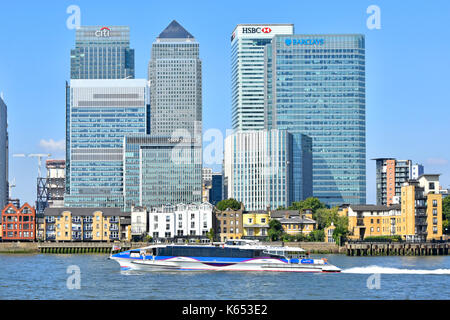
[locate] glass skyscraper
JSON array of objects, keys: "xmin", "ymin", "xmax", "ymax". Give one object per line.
[
  {"xmin": 0, "ymin": 95, "xmax": 8, "ymax": 210},
  {"xmin": 121, "ymin": 20, "xmax": 204, "ymax": 210},
  {"xmin": 64, "ymin": 79, "xmax": 148, "ymax": 208},
  {"xmin": 265, "ymin": 34, "xmax": 366, "ymax": 206},
  {"xmin": 231, "ymin": 24, "xmax": 294, "ymax": 131},
  {"xmin": 71, "ymin": 26, "xmax": 135, "ymax": 80},
  {"xmin": 123, "ymin": 135, "xmax": 202, "ymax": 211}
]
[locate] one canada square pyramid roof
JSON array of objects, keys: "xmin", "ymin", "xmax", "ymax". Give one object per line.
[{"xmin": 158, "ymin": 20, "xmax": 194, "ymax": 39}]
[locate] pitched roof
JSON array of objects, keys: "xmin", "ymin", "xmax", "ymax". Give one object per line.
[
  {"xmin": 270, "ymin": 210, "xmax": 300, "ymax": 218},
  {"xmin": 158, "ymin": 20, "xmax": 194, "ymax": 39}
]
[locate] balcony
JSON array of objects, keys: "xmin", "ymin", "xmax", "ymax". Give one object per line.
[
  {"xmin": 110, "ymin": 226, "xmax": 119, "ymax": 232},
  {"xmin": 109, "ymin": 217, "xmax": 119, "ymax": 224}
]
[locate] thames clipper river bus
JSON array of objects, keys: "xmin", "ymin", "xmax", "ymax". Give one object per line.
[{"xmin": 110, "ymin": 240, "xmax": 341, "ymax": 273}]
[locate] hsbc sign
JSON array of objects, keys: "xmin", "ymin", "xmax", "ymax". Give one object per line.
[{"xmin": 242, "ymin": 26, "xmax": 272, "ymax": 34}]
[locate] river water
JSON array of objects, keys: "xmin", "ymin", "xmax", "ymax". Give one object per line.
[{"xmin": 0, "ymin": 253, "xmax": 449, "ymax": 300}]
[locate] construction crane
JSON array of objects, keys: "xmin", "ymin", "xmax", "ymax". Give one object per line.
[
  {"xmin": 13, "ymin": 153, "xmax": 52, "ymax": 178},
  {"xmin": 8, "ymin": 177, "xmax": 16, "ymax": 198}
]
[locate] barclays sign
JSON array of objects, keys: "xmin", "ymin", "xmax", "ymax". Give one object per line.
[{"xmin": 285, "ymin": 38, "xmax": 324, "ymax": 46}]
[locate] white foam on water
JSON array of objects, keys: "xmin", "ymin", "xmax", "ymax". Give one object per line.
[{"xmin": 342, "ymin": 265, "xmax": 450, "ymax": 275}]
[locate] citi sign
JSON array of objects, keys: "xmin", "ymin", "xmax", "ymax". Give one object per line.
[
  {"xmin": 242, "ymin": 27, "xmax": 272, "ymax": 34},
  {"xmin": 95, "ymin": 27, "xmax": 111, "ymax": 37},
  {"xmin": 285, "ymin": 38, "xmax": 324, "ymax": 46}
]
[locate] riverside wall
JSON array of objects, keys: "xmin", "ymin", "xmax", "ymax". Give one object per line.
[{"xmin": 0, "ymin": 241, "xmax": 342, "ymax": 254}]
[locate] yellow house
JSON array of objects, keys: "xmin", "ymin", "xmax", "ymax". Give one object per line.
[
  {"xmin": 242, "ymin": 211, "xmax": 270, "ymax": 239},
  {"xmin": 43, "ymin": 207, "xmax": 130, "ymax": 242},
  {"xmin": 270, "ymin": 209, "xmax": 317, "ymax": 235}
]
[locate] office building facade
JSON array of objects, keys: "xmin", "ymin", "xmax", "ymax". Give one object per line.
[
  {"xmin": 209, "ymin": 173, "xmax": 223, "ymax": 205},
  {"xmin": 148, "ymin": 20, "xmax": 202, "ymax": 139},
  {"xmin": 71, "ymin": 26, "xmax": 135, "ymax": 80},
  {"xmin": 0, "ymin": 96, "xmax": 7, "ymax": 211},
  {"xmin": 123, "ymin": 135, "xmax": 202, "ymax": 211},
  {"xmin": 224, "ymin": 129, "xmax": 311, "ymax": 210},
  {"xmin": 65, "ymin": 79, "xmax": 148, "ymax": 208},
  {"xmin": 231, "ymin": 24, "xmax": 294, "ymax": 131},
  {"xmin": 265, "ymin": 34, "xmax": 366, "ymax": 206}
]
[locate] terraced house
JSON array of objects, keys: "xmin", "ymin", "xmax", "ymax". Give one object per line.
[
  {"xmin": 214, "ymin": 204, "xmax": 244, "ymax": 242},
  {"xmin": 43, "ymin": 208, "xmax": 131, "ymax": 242},
  {"xmin": 242, "ymin": 210, "xmax": 270, "ymax": 240}
]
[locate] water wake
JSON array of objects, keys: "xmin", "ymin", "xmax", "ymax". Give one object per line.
[{"xmin": 342, "ymin": 265, "xmax": 450, "ymax": 275}]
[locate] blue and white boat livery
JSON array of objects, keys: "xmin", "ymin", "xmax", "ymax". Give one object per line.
[{"xmin": 110, "ymin": 240, "xmax": 341, "ymax": 273}]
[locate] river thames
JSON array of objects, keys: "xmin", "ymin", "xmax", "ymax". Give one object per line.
[{"xmin": 0, "ymin": 254, "xmax": 449, "ymax": 300}]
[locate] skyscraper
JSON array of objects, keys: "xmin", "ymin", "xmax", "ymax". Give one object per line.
[
  {"xmin": 265, "ymin": 34, "xmax": 366, "ymax": 207},
  {"xmin": 231, "ymin": 24, "xmax": 294, "ymax": 131},
  {"xmin": 123, "ymin": 135, "xmax": 202, "ymax": 210},
  {"xmin": 0, "ymin": 95, "xmax": 8, "ymax": 210},
  {"xmin": 64, "ymin": 79, "xmax": 148, "ymax": 208},
  {"xmin": 71, "ymin": 26, "xmax": 135, "ymax": 80},
  {"xmin": 148, "ymin": 20, "xmax": 202, "ymax": 138},
  {"xmin": 123, "ymin": 20, "xmax": 204, "ymax": 209},
  {"xmin": 224, "ymin": 129, "xmax": 311, "ymax": 211}
]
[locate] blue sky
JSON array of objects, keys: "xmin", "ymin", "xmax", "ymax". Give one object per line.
[{"xmin": 0, "ymin": 0, "xmax": 449, "ymax": 205}]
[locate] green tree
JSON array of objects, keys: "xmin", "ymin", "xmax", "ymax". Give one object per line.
[
  {"xmin": 206, "ymin": 228, "xmax": 215, "ymax": 242},
  {"xmin": 268, "ymin": 219, "xmax": 284, "ymax": 241},
  {"xmin": 216, "ymin": 198, "xmax": 242, "ymax": 211},
  {"xmin": 443, "ymin": 196, "xmax": 450, "ymax": 234},
  {"xmin": 288, "ymin": 197, "xmax": 327, "ymax": 212},
  {"xmin": 307, "ymin": 229, "xmax": 325, "ymax": 242}
]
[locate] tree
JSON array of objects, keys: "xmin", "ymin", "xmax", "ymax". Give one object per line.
[
  {"xmin": 443, "ymin": 197, "xmax": 450, "ymax": 234},
  {"xmin": 268, "ymin": 219, "xmax": 284, "ymax": 241},
  {"xmin": 307, "ymin": 229, "xmax": 325, "ymax": 242},
  {"xmin": 288, "ymin": 197, "xmax": 327, "ymax": 212},
  {"xmin": 216, "ymin": 198, "xmax": 241, "ymax": 211},
  {"xmin": 206, "ymin": 228, "xmax": 215, "ymax": 242}
]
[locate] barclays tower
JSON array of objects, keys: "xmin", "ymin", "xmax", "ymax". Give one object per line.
[{"xmin": 265, "ymin": 34, "xmax": 366, "ymax": 206}]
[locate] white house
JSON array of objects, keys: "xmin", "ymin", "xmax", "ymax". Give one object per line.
[{"xmin": 148, "ymin": 202, "xmax": 213, "ymax": 241}]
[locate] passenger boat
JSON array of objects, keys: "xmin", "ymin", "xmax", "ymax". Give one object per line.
[{"xmin": 110, "ymin": 240, "xmax": 341, "ymax": 273}]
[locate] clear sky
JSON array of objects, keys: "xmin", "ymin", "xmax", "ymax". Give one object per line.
[{"xmin": 0, "ymin": 0, "xmax": 449, "ymax": 205}]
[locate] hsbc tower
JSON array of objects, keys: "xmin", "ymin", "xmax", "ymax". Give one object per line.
[{"xmin": 231, "ymin": 24, "xmax": 294, "ymax": 131}]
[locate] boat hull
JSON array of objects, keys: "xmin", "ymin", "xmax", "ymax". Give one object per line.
[{"xmin": 111, "ymin": 256, "xmax": 341, "ymax": 273}]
